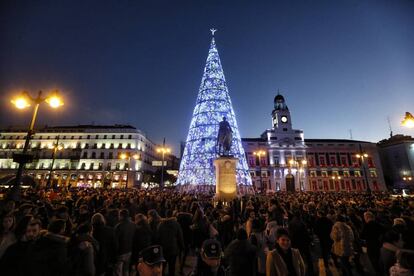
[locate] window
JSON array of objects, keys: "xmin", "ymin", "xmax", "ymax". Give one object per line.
[
  {"xmin": 128, "ymin": 135, "xmax": 132, "ymax": 139},
  {"xmin": 354, "ymin": 170, "xmax": 361, "ymax": 177},
  {"xmin": 343, "ymin": 171, "xmax": 350, "ymax": 177},
  {"xmin": 370, "ymin": 170, "xmax": 377, "ymax": 178},
  {"xmin": 127, "ymin": 143, "xmax": 131, "ymax": 149},
  {"xmin": 340, "ymin": 156, "xmax": 348, "ymax": 167},
  {"xmin": 319, "ymin": 156, "xmax": 326, "ymax": 166},
  {"xmin": 116, "ymin": 163, "xmax": 120, "ymax": 170},
  {"xmin": 310, "ymin": 171, "xmax": 317, "ymax": 177},
  {"xmin": 109, "ymin": 152, "xmax": 113, "ymax": 159},
  {"xmin": 330, "ymin": 156, "xmax": 336, "ymax": 166},
  {"xmin": 82, "ymin": 152, "xmax": 88, "ymax": 158},
  {"xmin": 106, "ymin": 163, "xmax": 111, "ymax": 170},
  {"xmin": 91, "ymin": 152, "xmax": 96, "ymax": 158},
  {"xmin": 100, "ymin": 152, "xmax": 104, "ymax": 159},
  {"xmin": 95, "ymin": 135, "xmax": 99, "ymax": 139},
  {"xmin": 80, "ymin": 163, "xmax": 86, "ymax": 170},
  {"xmin": 121, "ymin": 135, "xmax": 124, "ymax": 139},
  {"xmin": 87, "ymin": 135, "xmax": 90, "ymax": 139},
  {"xmin": 104, "ymin": 135, "xmax": 107, "ymax": 139},
  {"xmin": 98, "ymin": 163, "xmax": 103, "ymax": 170},
  {"xmin": 93, "ymin": 143, "xmax": 97, "ymax": 149},
  {"xmin": 110, "ymin": 143, "xmax": 114, "ymax": 149},
  {"xmin": 321, "ymin": 171, "xmax": 328, "ymax": 177},
  {"xmin": 89, "ymin": 163, "xmax": 94, "ymax": 170},
  {"xmin": 85, "ymin": 144, "xmax": 89, "ymax": 149},
  {"xmin": 112, "ymin": 135, "xmax": 116, "ymax": 139}
]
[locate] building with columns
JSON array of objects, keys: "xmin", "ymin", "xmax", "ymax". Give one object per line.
[
  {"xmin": 242, "ymin": 94, "xmax": 387, "ymax": 192},
  {"xmin": 0, "ymin": 125, "xmax": 157, "ymax": 188}
]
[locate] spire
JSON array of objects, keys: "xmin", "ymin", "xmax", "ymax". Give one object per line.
[{"xmin": 176, "ymin": 32, "xmax": 252, "ymax": 187}]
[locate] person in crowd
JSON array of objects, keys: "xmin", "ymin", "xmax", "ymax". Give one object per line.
[
  {"xmin": 156, "ymin": 209, "xmax": 184, "ymax": 276},
  {"xmin": 196, "ymin": 239, "xmax": 224, "ymax": 276},
  {"xmin": 131, "ymin": 213, "xmax": 152, "ymax": 274},
  {"xmin": 330, "ymin": 214, "xmax": 354, "ymax": 276},
  {"xmin": 148, "ymin": 209, "xmax": 161, "ymax": 243},
  {"xmin": 249, "ymin": 218, "xmax": 268, "ymax": 276},
  {"xmin": 288, "ymin": 210, "xmax": 314, "ymax": 275},
  {"xmin": 68, "ymin": 222, "xmax": 98, "ymax": 276},
  {"xmin": 266, "ymin": 228, "xmax": 305, "ymax": 276},
  {"xmin": 245, "ymin": 210, "xmax": 256, "ymax": 237},
  {"xmin": 114, "ymin": 209, "xmax": 137, "ymax": 276},
  {"xmin": 314, "ymin": 210, "xmax": 333, "ymax": 271},
  {"xmin": 380, "ymin": 229, "xmax": 404, "ymax": 276},
  {"xmin": 29, "ymin": 219, "xmax": 69, "ymax": 276},
  {"xmin": 389, "ymin": 250, "xmax": 414, "ymax": 276},
  {"xmin": 0, "ymin": 218, "xmax": 41, "ymax": 275},
  {"xmin": 175, "ymin": 206, "xmax": 193, "ymax": 273},
  {"xmin": 137, "ymin": 245, "xmax": 165, "ymax": 276},
  {"xmin": 92, "ymin": 212, "xmax": 118, "ymax": 276},
  {"xmin": 361, "ymin": 211, "xmax": 385, "ymax": 274},
  {"xmin": 0, "ymin": 213, "xmax": 16, "ymax": 259},
  {"xmin": 224, "ymin": 228, "xmax": 257, "ymax": 276}
]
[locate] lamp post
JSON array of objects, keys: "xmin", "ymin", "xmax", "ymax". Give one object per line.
[
  {"xmin": 253, "ymin": 150, "xmax": 266, "ymax": 193},
  {"xmin": 9, "ymin": 90, "xmax": 63, "ymax": 200},
  {"xmin": 46, "ymin": 136, "xmax": 64, "ymax": 190},
  {"xmin": 119, "ymin": 152, "xmax": 139, "ymax": 188},
  {"xmin": 156, "ymin": 140, "xmax": 171, "ymax": 188},
  {"xmin": 289, "ymin": 159, "xmax": 307, "ymax": 192},
  {"xmin": 402, "ymin": 112, "xmax": 414, "ymax": 128},
  {"xmin": 356, "ymin": 145, "xmax": 371, "ymax": 193},
  {"xmin": 331, "ymin": 175, "xmax": 342, "ymax": 192}
]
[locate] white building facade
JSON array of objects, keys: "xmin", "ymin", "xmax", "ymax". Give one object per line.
[{"xmin": 0, "ymin": 125, "xmax": 157, "ymax": 188}]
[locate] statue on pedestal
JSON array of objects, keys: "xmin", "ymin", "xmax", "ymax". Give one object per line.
[{"xmin": 216, "ymin": 117, "xmax": 233, "ymax": 156}]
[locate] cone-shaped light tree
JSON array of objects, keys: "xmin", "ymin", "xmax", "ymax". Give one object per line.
[{"xmin": 176, "ymin": 31, "xmax": 252, "ymax": 187}]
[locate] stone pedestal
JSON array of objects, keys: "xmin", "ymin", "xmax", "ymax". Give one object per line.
[{"xmin": 214, "ymin": 157, "xmax": 238, "ymax": 201}]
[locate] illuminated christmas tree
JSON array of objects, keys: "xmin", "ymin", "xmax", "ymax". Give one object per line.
[{"xmin": 176, "ymin": 30, "xmax": 252, "ymax": 187}]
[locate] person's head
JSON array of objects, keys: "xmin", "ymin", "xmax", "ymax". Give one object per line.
[
  {"xmin": 119, "ymin": 209, "xmax": 130, "ymax": 221},
  {"xmin": 91, "ymin": 213, "xmax": 106, "ymax": 226},
  {"xmin": 137, "ymin": 245, "xmax": 165, "ymax": 276},
  {"xmin": 135, "ymin": 213, "xmax": 148, "ymax": 225},
  {"xmin": 77, "ymin": 222, "xmax": 93, "ymax": 236},
  {"xmin": 201, "ymin": 239, "xmax": 222, "ymax": 268},
  {"xmin": 236, "ymin": 228, "xmax": 247, "ymax": 240},
  {"xmin": 25, "ymin": 219, "xmax": 41, "ymax": 241},
  {"xmin": 147, "ymin": 209, "xmax": 160, "ymax": 221},
  {"xmin": 249, "ymin": 211, "xmax": 256, "ymax": 219},
  {"xmin": 364, "ymin": 211, "xmax": 375, "ymax": 223},
  {"xmin": 56, "ymin": 206, "xmax": 69, "ymax": 220},
  {"xmin": 79, "ymin": 204, "xmax": 89, "ymax": 215},
  {"xmin": 222, "ymin": 117, "xmax": 226, "ymax": 121},
  {"xmin": 48, "ymin": 219, "xmax": 66, "ymax": 235},
  {"xmin": 383, "ymin": 230, "xmax": 402, "ymax": 247},
  {"xmin": 397, "ymin": 250, "xmax": 414, "ymax": 270},
  {"xmin": 276, "ymin": 228, "xmax": 291, "ymax": 251},
  {"xmin": 1, "ymin": 213, "xmax": 15, "ymax": 232},
  {"xmin": 251, "ymin": 219, "xmax": 262, "ymax": 233}
]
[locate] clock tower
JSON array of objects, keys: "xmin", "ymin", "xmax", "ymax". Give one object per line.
[{"xmin": 272, "ymin": 94, "xmax": 292, "ymax": 130}]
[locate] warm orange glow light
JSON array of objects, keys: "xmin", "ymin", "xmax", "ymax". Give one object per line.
[{"xmin": 11, "ymin": 96, "xmax": 31, "ymax": 109}]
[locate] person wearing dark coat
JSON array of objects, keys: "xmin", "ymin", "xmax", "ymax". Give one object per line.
[
  {"xmin": 224, "ymin": 228, "xmax": 257, "ymax": 276},
  {"xmin": 314, "ymin": 210, "xmax": 334, "ymax": 270},
  {"xmin": 92, "ymin": 213, "xmax": 118, "ymax": 276},
  {"xmin": 131, "ymin": 213, "xmax": 152, "ymax": 272},
  {"xmin": 379, "ymin": 230, "xmax": 403, "ymax": 276},
  {"xmin": 28, "ymin": 219, "xmax": 69, "ymax": 276},
  {"xmin": 288, "ymin": 211, "xmax": 314, "ymax": 275},
  {"xmin": 114, "ymin": 209, "xmax": 137, "ymax": 276},
  {"xmin": 156, "ymin": 210, "xmax": 184, "ymax": 276},
  {"xmin": 361, "ymin": 211, "xmax": 385, "ymax": 274},
  {"xmin": 176, "ymin": 209, "xmax": 193, "ymax": 272},
  {"xmin": 0, "ymin": 218, "xmax": 41, "ymax": 276},
  {"xmin": 68, "ymin": 222, "xmax": 98, "ymax": 276}
]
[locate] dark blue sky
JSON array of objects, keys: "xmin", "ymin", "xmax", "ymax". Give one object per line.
[{"xmin": 1, "ymin": 0, "xmax": 414, "ymax": 152}]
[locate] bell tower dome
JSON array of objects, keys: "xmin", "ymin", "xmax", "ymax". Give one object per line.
[{"xmin": 272, "ymin": 92, "xmax": 292, "ymax": 130}]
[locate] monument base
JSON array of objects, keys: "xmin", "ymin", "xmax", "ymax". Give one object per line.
[{"xmin": 214, "ymin": 156, "xmax": 238, "ymax": 202}]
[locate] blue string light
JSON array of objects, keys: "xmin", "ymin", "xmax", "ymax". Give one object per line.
[{"xmin": 176, "ymin": 37, "xmax": 252, "ymax": 186}]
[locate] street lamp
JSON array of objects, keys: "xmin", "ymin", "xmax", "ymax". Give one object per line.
[
  {"xmin": 9, "ymin": 90, "xmax": 64, "ymax": 200},
  {"xmin": 253, "ymin": 150, "xmax": 266, "ymax": 193},
  {"xmin": 289, "ymin": 159, "xmax": 307, "ymax": 191},
  {"xmin": 119, "ymin": 152, "xmax": 140, "ymax": 188},
  {"xmin": 402, "ymin": 112, "xmax": 414, "ymax": 128},
  {"xmin": 156, "ymin": 142, "xmax": 171, "ymax": 188},
  {"xmin": 46, "ymin": 136, "xmax": 64, "ymax": 190},
  {"xmin": 356, "ymin": 146, "xmax": 371, "ymax": 193}
]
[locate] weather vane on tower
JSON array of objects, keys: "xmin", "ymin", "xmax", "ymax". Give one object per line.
[{"xmin": 210, "ymin": 28, "xmax": 217, "ymax": 36}]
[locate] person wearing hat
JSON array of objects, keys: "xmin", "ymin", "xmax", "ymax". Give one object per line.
[
  {"xmin": 137, "ymin": 245, "xmax": 165, "ymax": 276},
  {"xmin": 196, "ymin": 239, "xmax": 224, "ymax": 276}
]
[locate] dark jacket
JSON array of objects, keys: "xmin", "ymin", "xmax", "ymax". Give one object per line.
[
  {"xmin": 68, "ymin": 233, "xmax": 98, "ymax": 276},
  {"xmin": 92, "ymin": 224, "xmax": 118, "ymax": 274},
  {"xmin": 288, "ymin": 216, "xmax": 312, "ymax": 251},
  {"xmin": 361, "ymin": 220, "xmax": 385, "ymax": 251},
  {"xmin": 380, "ymin": 242, "xmax": 400, "ymax": 276},
  {"xmin": 114, "ymin": 218, "xmax": 136, "ymax": 255},
  {"xmin": 0, "ymin": 239, "xmax": 34, "ymax": 276},
  {"xmin": 28, "ymin": 232, "xmax": 69, "ymax": 276},
  {"xmin": 224, "ymin": 239, "xmax": 257, "ymax": 276},
  {"xmin": 131, "ymin": 223, "xmax": 152, "ymax": 265},
  {"xmin": 156, "ymin": 217, "xmax": 184, "ymax": 257},
  {"xmin": 314, "ymin": 216, "xmax": 334, "ymax": 249}
]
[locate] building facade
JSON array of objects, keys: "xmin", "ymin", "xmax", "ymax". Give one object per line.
[
  {"xmin": 0, "ymin": 125, "xmax": 157, "ymax": 188},
  {"xmin": 242, "ymin": 94, "xmax": 387, "ymax": 192},
  {"xmin": 378, "ymin": 134, "xmax": 414, "ymax": 190}
]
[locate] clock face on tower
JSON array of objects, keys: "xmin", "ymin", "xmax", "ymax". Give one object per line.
[{"xmin": 281, "ymin": 116, "xmax": 288, "ymax": 123}]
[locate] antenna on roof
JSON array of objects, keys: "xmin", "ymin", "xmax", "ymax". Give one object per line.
[
  {"xmin": 387, "ymin": 116, "xmax": 393, "ymax": 137},
  {"xmin": 349, "ymin": 129, "xmax": 353, "ymax": 140}
]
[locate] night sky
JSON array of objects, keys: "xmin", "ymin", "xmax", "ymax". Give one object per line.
[{"xmin": 1, "ymin": 0, "xmax": 414, "ymax": 153}]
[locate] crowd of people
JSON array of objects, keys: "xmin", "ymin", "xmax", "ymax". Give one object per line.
[{"xmin": 0, "ymin": 187, "xmax": 413, "ymax": 276}]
